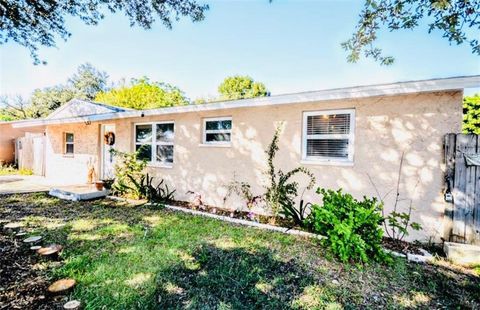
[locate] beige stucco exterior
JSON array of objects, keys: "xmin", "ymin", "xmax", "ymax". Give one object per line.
[
  {"xmin": 43, "ymin": 91, "xmax": 462, "ymax": 241},
  {"xmin": 0, "ymin": 123, "xmax": 25, "ymax": 164}
]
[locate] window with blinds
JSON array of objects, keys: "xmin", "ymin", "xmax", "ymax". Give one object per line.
[{"xmin": 302, "ymin": 109, "xmax": 355, "ymax": 163}]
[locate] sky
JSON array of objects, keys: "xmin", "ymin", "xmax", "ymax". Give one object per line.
[{"xmin": 1, "ymin": 0, "xmax": 479, "ymax": 101}]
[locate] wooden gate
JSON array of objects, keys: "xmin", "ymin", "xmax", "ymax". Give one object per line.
[
  {"xmin": 444, "ymin": 133, "xmax": 480, "ymax": 245},
  {"xmin": 16, "ymin": 133, "xmax": 46, "ymax": 176}
]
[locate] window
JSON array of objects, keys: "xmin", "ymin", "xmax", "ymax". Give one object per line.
[
  {"xmin": 203, "ymin": 117, "xmax": 232, "ymax": 145},
  {"xmin": 135, "ymin": 122, "xmax": 174, "ymax": 165},
  {"xmin": 65, "ymin": 133, "xmax": 74, "ymax": 154},
  {"xmin": 302, "ymin": 109, "xmax": 355, "ymax": 164}
]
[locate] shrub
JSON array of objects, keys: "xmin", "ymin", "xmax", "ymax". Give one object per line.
[
  {"xmin": 264, "ymin": 124, "xmax": 315, "ymax": 219},
  {"xmin": 128, "ymin": 173, "xmax": 176, "ymax": 203},
  {"xmin": 305, "ymin": 188, "xmax": 389, "ymax": 264},
  {"xmin": 110, "ymin": 148, "xmax": 147, "ymax": 199}
]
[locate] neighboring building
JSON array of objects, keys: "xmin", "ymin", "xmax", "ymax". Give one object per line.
[{"xmin": 4, "ymin": 76, "xmax": 480, "ymax": 242}]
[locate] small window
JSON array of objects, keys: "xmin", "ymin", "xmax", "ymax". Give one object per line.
[
  {"xmin": 134, "ymin": 122, "xmax": 174, "ymax": 165},
  {"xmin": 302, "ymin": 109, "xmax": 355, "ymax": 163},
  {"xmin": 65, "ymin": 133, "xmax": 74, "ymax": 154},
  {"xmin": 203, "ymin": 117, "xmax": 232, "ymax": 144}
]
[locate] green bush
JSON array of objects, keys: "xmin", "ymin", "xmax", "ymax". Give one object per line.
[
  {"xmin": 305, "ymin": 188, "xmax": 389, "ymax": 264},
  {"xmin": 110, "ymin": 148, "xmax": 147, "ymax": 199}
]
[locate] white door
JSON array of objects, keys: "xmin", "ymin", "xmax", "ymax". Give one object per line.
[{"xmin": 101, "ymin": 124, "xmax": 116, "ymax": 180}]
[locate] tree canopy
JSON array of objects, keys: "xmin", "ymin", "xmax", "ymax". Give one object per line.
[
  {"xmin": 95, "ymin": 77, "xmax": 189, "ymax": 110},
  {"xmin": 343, "ymin": 0, "xmax": 480, "ymax": 65},
  {"xmin": 463, "ymin": 94, "xmax": 480, "ymax": 134},
  {"xmin": 0, "ymin": 63, "xmax": 108, "ymax": 119},
  {"xmin": 0, "ymin": 0, "xmax": 209, "ymax": 64},
  {"xmin": 218, "ymin": 76, "xmax": 269, "ymax": 100}
]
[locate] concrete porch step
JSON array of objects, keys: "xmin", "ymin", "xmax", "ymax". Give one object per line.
[{"xmin": 49, "ymin": 185, "xmax": 109, "ymax": 201}]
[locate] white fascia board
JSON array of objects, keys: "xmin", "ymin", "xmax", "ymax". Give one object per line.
[{"xmin": 11, "ymin": 75, "xmax": 480, "ymax": 129}]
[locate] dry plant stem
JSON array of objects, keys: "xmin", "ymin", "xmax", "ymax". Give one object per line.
[
  {"xmin": 392, "ymin": 151, "xmax": 405, "ymax": 240},
  {"xmin": 399, "ymin": 179, "xmax": 420, "ymax": 241},
  {"xmin": 367, "ymin": 173, "xmax": 392, "ymax": 238}
]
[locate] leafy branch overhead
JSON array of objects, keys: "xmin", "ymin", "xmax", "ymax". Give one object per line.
[
  {"xmin": 0, "ymin": 0, "xmax": 209, "ymax": 64},
  {"xmin": 343, "ymin": 0, "xmax": 480, "ymax": 65}
]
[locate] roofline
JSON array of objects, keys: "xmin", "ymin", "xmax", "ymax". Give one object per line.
[
  {"xmin": 11, "ymin": 75, "xmax": 480, "ymax": 129},
  {"xmin": 45, "ymin": 98, "xmax": 128, "ymax": 119}
]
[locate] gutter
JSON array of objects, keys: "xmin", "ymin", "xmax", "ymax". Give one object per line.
[{"xmin": 11, "ymin": 75, "xmax": 480, "ymax": 129}]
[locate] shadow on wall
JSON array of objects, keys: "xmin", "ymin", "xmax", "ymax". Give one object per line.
[{"xmin": 110, "ymin": 92, "xmax": 460, "ymax": 242}]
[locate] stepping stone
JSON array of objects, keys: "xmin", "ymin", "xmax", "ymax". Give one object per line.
[
  {"xmin": 63, "ymin": 300, "xmax": 81, "ymax": 309},
  {"xmin": 48, "ymin": 279, "xmax": 76, "ymax": 294},
  {"xmin": 30, "ymin": 245, "xmax": 42, "ymax": 251},
  {"xmin": 16, "ymin": 232, "xmax": 27, "ymax": 237},
  {"xmin": 23, "ymin": 236, "xmax": 42, "ymax": 243},
  {"xmin": 37, "ymin": 244, "xmax": 63, "ymax": 256},
  {"xmin": 4, "ymin": 222, "xmax": 24, "ymax": 229}
]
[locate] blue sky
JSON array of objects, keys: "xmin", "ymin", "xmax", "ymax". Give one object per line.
[{"xmin": 1, "ymin": 0, "xmax": 479, "ymax": 100}]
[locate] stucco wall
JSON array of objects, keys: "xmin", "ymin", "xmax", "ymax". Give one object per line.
[
  {"xmin": 0, "ymin": 123, "xmax": 24, "ymax": 164},
  {"xmin": 45, "ymin": 123, "xmax": 101, "ymax": 184},
  {"xmin": 44, "ymin": 91, "xmax": 462, "ymax": 241}
]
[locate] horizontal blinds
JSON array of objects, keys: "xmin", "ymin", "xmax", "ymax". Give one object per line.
[
  {"xmin": 307, "ymin": 114, "xmax": 350, "ymax": 135},
  {"xmin": 306, "ymin": 139, "xmax": 349, "ymax": 158},
  {"xmin": 305, "ymin": 112, "xmax": 352, "ymax": 160}
]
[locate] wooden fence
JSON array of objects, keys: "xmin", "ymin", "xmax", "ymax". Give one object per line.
[
  {"xmin": 16, "ymin": 133, "xmax": 45, "ymax": 176},
  {"xmin": 444, "ymin": 133, "xmax": 480, "ymax": 245}
]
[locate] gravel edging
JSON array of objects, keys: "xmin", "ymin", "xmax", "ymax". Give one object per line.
[{"xmin": 162, "ymin": 204, "xmax": 326, "ymax": 240}]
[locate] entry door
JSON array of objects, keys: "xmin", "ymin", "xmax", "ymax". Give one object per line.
[{"xmin": 101, "ymin": 124, "xmax": 116, "ymax": 180}]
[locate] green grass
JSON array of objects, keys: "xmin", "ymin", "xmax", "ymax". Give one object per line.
[
  {"xmin": 1, "ymin": 193, "xmax": 479, "ymax": 309},
  {"xmin": 0, "ymin": 164, "xmax": 33, "ymax": 176}
]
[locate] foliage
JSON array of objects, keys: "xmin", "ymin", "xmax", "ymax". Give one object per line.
[
  {"xmin": 0, "ymin": 0, "xmax": 209, "ymax": 64},
  {"xmin": 305, "ymin": 188, "xmax": 389, "ymax": 264},
  {"xmin": 218, "ymin": 76, "xmax": 269, "ymax": 100},
  {"xmin": 110, "ymin": 148, "xmax": 147, "ymax": 199},
  {"xmin": 367, "ymin": 151, "xmax": 422, "ymax": 241},
  {"xmin": 223, "ymin": 176, "xmax": 262, "ymax": 210},
  {"xmin": 264, "ymin": 124, "xmax": 316, "ymax": 218},
  {"xmin": 127, "ymin": 173, "xmax": 176, "ymax": 203},
  {"xmin": 463, "ymin": 94, "xmax": 480, "ymax": 134},
  {"xmin": 1, "ymin": 193, "xmax": 479, "ymax": 309},
  {"xmin": 0, "ymin": 164, "xmax": 33, "ymax": 176},
  {"xmin": 0, "ymin": 63, "xmax": 108, "ymax": 119},
  {"xmin": 95, "ymin": 77, "xmax": 189, "ymax": 110},
  {"xmin": 343, "ymin": 0, "xmax": 480, "ymax": 65}
]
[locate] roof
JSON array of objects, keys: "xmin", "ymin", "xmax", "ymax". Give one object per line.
[
  {"xmin": 45, "ymin": 99, "xmax": 129, "ymax": 120},
  {"xmin": 11, "ymin": 75, "xmax": 480, "ymax": 129}
]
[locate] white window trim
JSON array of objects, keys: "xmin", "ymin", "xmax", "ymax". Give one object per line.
[
  {"xmin": 64, "ymin": 132, "xmax": 74, "ymax": 155},
  {"xmin": 134, "ymin": 121, "xmax": 175, "ymax": 167},
  {"xmin": 302, "ymin": 109, "xmax": 355, "ymax": 165},
  {"xmin": 202, "ymin": 116, "xmax": 232, "ymax": 145}
]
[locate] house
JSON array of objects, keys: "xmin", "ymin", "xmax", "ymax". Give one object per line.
[{"xmin": 4, "ymin": 76, "xmax": 480, "ymax": 242}]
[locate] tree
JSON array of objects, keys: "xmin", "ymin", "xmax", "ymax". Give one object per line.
[
  {"xmin": 218, "ymin": 76, "xmax": 269, "ymax": 100},
  {"xmin": 343, "ymin": 0, "xmax": 480, "ymax": 65},
  {"xmin": 68, "ymin": 63, "xmax": 109, "ymax": 100},
  {"xmin": 0, "ymin": 95, "xmax": 30, "ymax": 120},
  {"xmin": 0, "ymin": 63, "xmax": 109, "ymax": 119},
  {"xmin": 95, "ymin": 77, "xmax": 189, "ymax": 109},
  {"xmin": 463, "ymin": 94, "xmax": 480, "ymax": 134},
  {"xmin": 0, "ymin": 0, "xmax": 209, "ymax": 64}
]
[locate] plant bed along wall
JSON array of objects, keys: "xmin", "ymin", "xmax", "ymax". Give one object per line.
[{"xmin": 109, "ymin": 196, "xmax": 435, "ymax": 259}]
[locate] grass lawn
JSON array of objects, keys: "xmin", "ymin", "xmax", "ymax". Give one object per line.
[{"xmin": 1, "ymin": 193, "xmax": 479, "ymax": 309}]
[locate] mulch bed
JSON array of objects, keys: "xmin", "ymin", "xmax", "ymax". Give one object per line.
[{"xmin": 0, "ymin": 231, "xmax": 64, "ymax": 310}]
